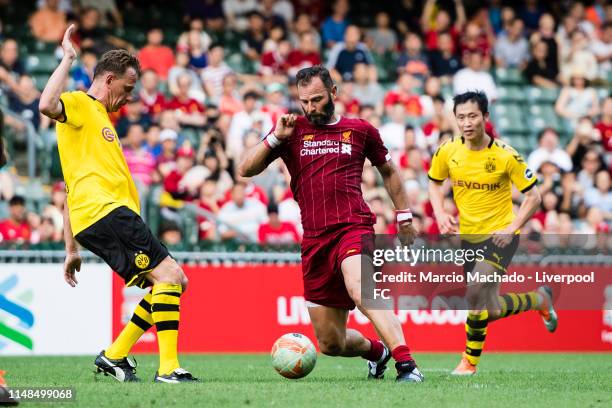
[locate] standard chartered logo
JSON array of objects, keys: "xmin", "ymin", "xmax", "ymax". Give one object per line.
[{"xmin": 0, "ymin": 275, "xmax": 34, "ymax": 350}]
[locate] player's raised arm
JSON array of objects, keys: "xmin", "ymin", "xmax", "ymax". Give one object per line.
[
  {"xmin": 39, "ymin": 24, "xmax": 77, "ymax": 120},
  {"xmin": 238, "ymin": 113, "xmax": 296, "ymax": 177}
]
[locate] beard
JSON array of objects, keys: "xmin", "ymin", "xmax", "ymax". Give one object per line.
[{"xmin": 304, "ymin": 93, "xmax": 335, "ymax": 125}]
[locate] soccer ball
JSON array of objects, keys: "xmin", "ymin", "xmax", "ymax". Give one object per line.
[{"xmin": 271, "ymin": 333, "xmax": 317, "ymax": 379}]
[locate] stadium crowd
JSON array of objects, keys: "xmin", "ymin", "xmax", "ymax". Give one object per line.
[{"xmin": 0, "ymin": 0, "xmax": 610, "ymax": 249}]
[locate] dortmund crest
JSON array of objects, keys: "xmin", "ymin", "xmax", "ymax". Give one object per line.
[{"xmin": 485, "ymin": 157, "xmax": 496, "ymax": 173}]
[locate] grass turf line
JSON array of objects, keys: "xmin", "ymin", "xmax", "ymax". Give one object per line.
[{"xmin": 1, "ymin": 353, "xmax": 610, "ymax": 408}]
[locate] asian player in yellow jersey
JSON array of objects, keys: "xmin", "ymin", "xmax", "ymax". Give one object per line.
[{"xmin": 428, "ymin": 91, "xmax": 558, "ymax": 375}]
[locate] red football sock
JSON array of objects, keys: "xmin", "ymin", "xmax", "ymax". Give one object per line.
[
  {"xmin": 392, "ymin": 345, "xmax": 414, "ymax": 364},
  {"xmin": 362, "ymin": 338, "xmax": 385, "ymax": 362}
]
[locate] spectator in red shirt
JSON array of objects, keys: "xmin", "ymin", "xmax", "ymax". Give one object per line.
[
  {"xmin": 531, "ymin": 190, "xmax": 560, "ymax": 233},
  {"xmin": 596, "ymin": 96, "xmax": 612, "ymax": 152},
  {"xmin": 260, "ymin": 39, "xmax": 292, "ymax": 80},
  {"xmin": 138, "ymin": 27, "xmax": 176, "ymax": 80},
  {"xmin": 420, "ymin": 0, "xmax": 466, "ymax": 52},
  {"xmin": 459, "ymin": 22, "xmax": 493, "ymax": 69},
  {"xmin": 288, "ymin": 32, "xmax": 321, "ymax": 77},
  {"xmin": 139, "ymin": 69, "xmax": 166, "ymax": 118},
  {"xmin": 383, "ymin": 71, "xmax": 423, "ymax": 118},
  {"xmin": 0, "ymin": 195, "xmax": 31, "ymax": 245},
  {"xmin": 163, "ymin": 145, "xmax": 198, "ymax": 201},
  {"xmin": 336, "ymin": 81, "xmax": 360, "ymax": 118},
  {"xmin": 197, "ymin": 178, "xmax": 221, "ymax": 241},
  {"xmin": 166, "ymin": 74, "xmax": 207, "ymax": 127},
  {"xmin": 258, "ymin": 203, "xmax": 300, "ymax": 245},
  {"xmin": 221, "ymin": 179, "xmax": 269, "ymax": 207}
]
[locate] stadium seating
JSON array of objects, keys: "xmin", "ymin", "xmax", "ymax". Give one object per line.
[
  {"xmin": 26, "ymin": 53, "xmax": 58, "ymax": 75},
  {"xmin": 495, "ymin": 67, "xmax": 527, "ymax": 86}
]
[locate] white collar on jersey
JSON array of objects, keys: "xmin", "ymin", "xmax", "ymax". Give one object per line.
[{"xmin": 323, "ymin": 115, "xmax": 342, "ymax": 126}]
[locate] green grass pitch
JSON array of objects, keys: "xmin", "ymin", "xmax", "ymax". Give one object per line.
[{"xmin": 2, "ymin": 353, "xmax": 611, "ymax": 407}]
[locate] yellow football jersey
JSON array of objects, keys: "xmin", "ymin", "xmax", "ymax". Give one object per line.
[
  {"xmin": 428, "ymin": 136, "xmax": 537, "ymax": 238},
  {"xmin": 56, "ymin": 91, "xmax": 140, "ymax": 235}
]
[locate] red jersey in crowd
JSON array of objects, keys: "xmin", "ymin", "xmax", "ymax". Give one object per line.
[
  {"xmin": 287, "ymin": 50, "xmax": 321, "ymax": 71},
  {"xmin": 383, "ymin": 91, "xmax": 423, "ymax": 116},
  {"xmin": 165, "ymin": 97, "xmax": 205, "ymax": 115},
  {"xmin": 260, "ymin": 51, "xmax": 290, "ymax": 75},
  {"xmin": 221, "ymin": 183, "xmax": 269, "ymax": 206},
  {"xmin": 0, "ymin": 219, "xmax": 31, "ymax": 243},
  {"xmin": 258, "ymin": 221, "xmax": 301, "ymax": 245},
  {"xmin": 140, "ymin": 91, "xmax": 166, "ymax": 116},
  {"xmin": 596, "ymin": 121, "xmax": 612, "ymax": 152}
]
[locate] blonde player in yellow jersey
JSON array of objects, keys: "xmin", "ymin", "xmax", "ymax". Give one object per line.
[
  {"xmin": 428, "ymin": 91, "xmax": 558, "ymax": 375},
  {"xmin": 39, "ymin": 25, "xmax": 198, "ymax": 383}
]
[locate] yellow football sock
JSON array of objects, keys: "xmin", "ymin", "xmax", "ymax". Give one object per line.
[
  {"xmin": 465, "ymin": 310, "xmax": 488, "ymax": 366},
  {"xmin": 498, "ymin": 292, "xmax": 540, "ymax": 318},
  {"xmin": 105, "ymin": 292, "xmax": 153, "ymax": 360},
  {"xmin": 151, "ymin": 283, "xmax": 182, "ymax": 375}
]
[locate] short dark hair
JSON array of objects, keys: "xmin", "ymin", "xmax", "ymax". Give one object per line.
[
  {"xmin": 295, "ymin": 65, "xmax": 334, "ymax": 91},
  {"xmin": 94, "ymin": 49, "xmax": 141, "ymax": 79},
  {"xmin": 9, "ymin": 195, "xmax": 25, "ymax": 207},
  {"xmin": 538, "ymin": 127, "xmax": 558, "ymax": 141},
  {"xmin": 267, "ymin": 202, "xmax": 279, "ymax": 214},
  {"xmin": 452, "ymin": 91, "xmax": 489, "ymax": 115},
  {"xmin": 81, "ymin": 47, "xmax": 97, "ymax": 57},
  {"xmin": 244, "ymin": 91, "xmax": 261, "ymax": 101},
  {"xmin": 159, "ymin": 220, "xmax": 181, "ymax": 235}
]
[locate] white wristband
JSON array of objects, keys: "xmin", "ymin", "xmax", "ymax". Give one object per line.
[
  {"xmin": 396, "ymin": 209, "xmax": 413, "ymax": 224},
  {"xmin": 265, "ymin": 133, "xmax": 282, "ymax": 148}
]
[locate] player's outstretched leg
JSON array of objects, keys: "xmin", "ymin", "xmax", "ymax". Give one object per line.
[
  {"xmin": 487, "ymin": 285, "xmax": 558, "ymax": 332},
  {"xmin": 341, "ymin": 255, "xmax": 424, "ymax": 383},
  {"xmin": 148, "ymin": 257, "xmax": 199, "ymax": 383},
  {"xmin": 307, "ymin": 304, "xmax": 395, "ymax": 379},
  {"xmin": 95, "ymin": 292, "xmax": 154, "ymax": 382}
]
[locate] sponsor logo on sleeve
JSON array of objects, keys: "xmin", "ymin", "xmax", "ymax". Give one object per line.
[{"xmin": 102, "ymin": 127, "xmax": 116, "ymax": 142}]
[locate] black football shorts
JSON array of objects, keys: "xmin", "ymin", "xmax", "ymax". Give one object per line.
[
  {"xmin": 75, "ymin": 206, "xmax": 169, "ymax": 288},
  {"xmin": 462, "ymin": 234, "xmax": 520, "ymax": 275}
]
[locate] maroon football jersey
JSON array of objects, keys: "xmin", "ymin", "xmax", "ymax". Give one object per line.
[{"xmin": 267, "ymin": 116, "xmax": 390, "ymax": 237}]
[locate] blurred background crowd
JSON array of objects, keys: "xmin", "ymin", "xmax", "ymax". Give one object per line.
[{"xmin": 0, "ymin": 0, "xmax": 610, "ymax": 251}]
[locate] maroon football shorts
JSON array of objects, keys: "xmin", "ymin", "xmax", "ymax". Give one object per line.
[{"xmin": 301, "ymin": 223, "xmax": 374, "ymax": 310}]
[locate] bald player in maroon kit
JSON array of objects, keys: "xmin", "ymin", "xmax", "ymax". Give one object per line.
[{"xmin": 240, "ymin": 66, "xmax": 423, "ymax": 382}]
